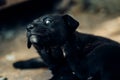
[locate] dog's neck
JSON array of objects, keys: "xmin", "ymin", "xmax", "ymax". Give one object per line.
[{"xmin": 62, "ymin": 31, "xmax": 99, "ymax": 57}]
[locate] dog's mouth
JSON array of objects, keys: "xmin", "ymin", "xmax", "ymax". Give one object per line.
[
  {"xmin": 29, "ymin": 33, "xmax": 45, "ymax": 43},
  {"xmin": 28, "ymin": 33, "xmax": 51, "ymax": 44},
  {"xmin": 29, "ymin": 35, "xmax": 38, "ymax": 43}
]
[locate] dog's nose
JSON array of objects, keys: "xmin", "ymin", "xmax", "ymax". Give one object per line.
[{"xmin": 26, "ymin": 24, "xmax": 34, "ymax": 31}]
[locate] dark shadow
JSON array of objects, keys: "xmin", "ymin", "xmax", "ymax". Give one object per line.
[
  {"xmin": 0, "ymin": 0, "xmax": 6, "ymax": 6},
  {"xmin": 0, "ymin": 0, "xmax": 60, "ymax": 27}
]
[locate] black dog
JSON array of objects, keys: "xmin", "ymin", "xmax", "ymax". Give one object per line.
[
  {"xmin": 26, "ymin": 14, "xmax": 120, "ymax": 80},
  {"xmin": 26, "ymin": 14, "xmax": 79, "ymax": 80}
]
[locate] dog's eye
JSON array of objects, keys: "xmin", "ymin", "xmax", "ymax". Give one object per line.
[
  {"xmin": 44, "ymin": 19, "xmax": 52, "ymax": 25},
  {"xmin": 45, "ymin": 20, "xmax": 51, "ymax": 24}
]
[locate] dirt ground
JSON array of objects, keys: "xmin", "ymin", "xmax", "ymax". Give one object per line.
[
  {"xmin": 0, "ymin": 6, "xmax": 120, "ymax": 80},
  {"xmin": 0, "ymin": 32, "xmax": 52, "ymax": 80}
]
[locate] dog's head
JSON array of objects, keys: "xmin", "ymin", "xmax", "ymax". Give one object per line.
[{"xmin": 26, "ymin": 14, "xmax": 79, "ymax": 48}]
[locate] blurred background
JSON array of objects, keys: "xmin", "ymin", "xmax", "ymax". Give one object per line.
[{"xmin": 0, "ymin": 0, "xmax": 120, "ymax": 80}]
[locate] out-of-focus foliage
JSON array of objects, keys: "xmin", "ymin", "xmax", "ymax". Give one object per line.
[{"xmin": 79, "ymin": 0, "xmax": 120, "ymax": 13}]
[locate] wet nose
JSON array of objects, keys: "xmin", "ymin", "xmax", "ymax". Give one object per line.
[{"xmin": 26, "ymin": 24, "xmax": 34, "ymax": 31}]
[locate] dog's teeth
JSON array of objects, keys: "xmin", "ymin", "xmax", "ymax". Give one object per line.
[
  {"xmin": 32, "ymin": 38, "xmax": 37, "ymax": 42},
  {"xmin": 30, "ymin": 35, "xmax": 38, "ymax": 43}
]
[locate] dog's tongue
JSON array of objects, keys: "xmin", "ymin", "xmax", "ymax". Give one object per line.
[{"xmin": 30, "ymin": 35, "xmax": 38, "ymax": 43}]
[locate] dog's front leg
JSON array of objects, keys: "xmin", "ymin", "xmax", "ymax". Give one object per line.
[{"xmin": 38, "ymin": 47, "xmax": 79, "ymax": 80}]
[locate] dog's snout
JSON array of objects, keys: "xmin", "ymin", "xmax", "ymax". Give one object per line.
[
  {"xmin": 36, "ymin": 28, "xmax": 49, "ymax": 34},
  {"xmin": 39, "ymin": 29, "xmax": 47, "ymax": 33},
  {"xmin": 27, "ymin": 24, "xmax": 34, "ymax": 31}
]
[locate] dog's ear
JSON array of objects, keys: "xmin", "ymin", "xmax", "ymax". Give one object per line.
[
  {"xmin": 62, "ymin": 14, "xmax": 79, "ymax": 33},
  {"xmin": 27, "ymin": 38, "xmax": 32, "ymax": 49}
]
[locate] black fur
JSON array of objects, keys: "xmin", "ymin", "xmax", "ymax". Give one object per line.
[
  {"xmin": 26, "ymin": 14, "xmax": 79, "ymax": 80},
  {"xmin": 13, "ymin": 57, "xmax": 47, "ymax": 69},
  {"xmin": 26, "ymin": 14, "xmax": 120, "ymax": 80}
]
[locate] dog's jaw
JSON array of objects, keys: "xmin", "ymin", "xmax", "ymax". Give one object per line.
[{"xmin": 30, "ymin": 35, "xmax": 38, "ymax": 43}]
